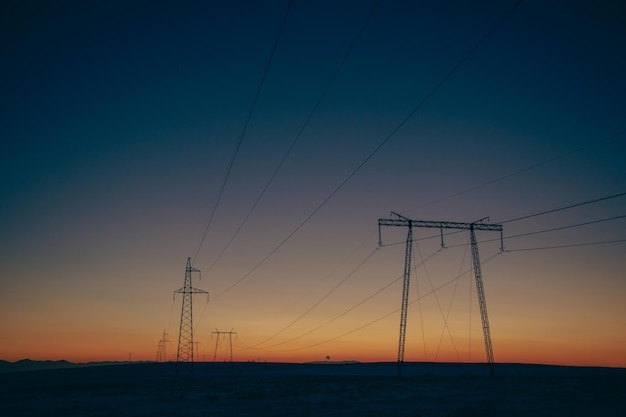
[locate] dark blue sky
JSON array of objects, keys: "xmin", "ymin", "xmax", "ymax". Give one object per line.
[{"xmin": 1, "ymin": 1, "xmax": 625, "ymax": 364}]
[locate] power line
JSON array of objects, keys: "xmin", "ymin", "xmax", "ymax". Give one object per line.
[
  {"xmin": 191, "ymin": 0, "xmax": 293, "ymax": 266},
  {"xmin": 212, "ymin": 0, "xmax": 524, "ymax": 299},
  {"xmin": 248, "ymin": 249, "xmax": 443, "ymax": 351},
  {"xmin": 505, "ymin": 214, "xmax": 626, "ymax": 239},
  {"xmin": 505, "ymin": 238, "xmax": 626, "ymax": 252},
  {"xmin": 413, "ymin": 237, "xmax": 428, "ymax": 361},
  {"xmin": 414, "ymin": 236, "xmax": 463, "ymax": 363},
  {"xmin": 440, "ymin": 214, "xmax": 626, "ymax": 249},
  {"xmin": 499, "ymin": 191, "xmax": 626, "ymax": 224},
  {"xmin": 267, "ymin": 252, "xmax": 501, "ymax": 353},
  {"xmin": 205, "ymin": 0, "xmax": 382, "ymax": 273},
  {"xmin": 252, "ymin": 247, "xmax": 380, "ymax": 348},
  {"xmin": 403, "ymin": 146, "xmax": 585, "ymax": 213},
  {"xmin": 244, "ymin": 273, "xmax": 402, "ymax": 352},
  {"xmin": 434, "ymin": 237, "xmax": 470, "ymax": 362}
]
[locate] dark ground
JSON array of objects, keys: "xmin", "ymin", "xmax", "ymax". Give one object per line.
[{"xmin": 1, "ymin": 362, "xmax": 624, "ymax": 416}]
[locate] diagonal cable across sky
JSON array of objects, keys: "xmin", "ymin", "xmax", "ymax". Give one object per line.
[
  {"xmin": 191, "ymin": 0, "xmax": 294, "ymax": 266},
  {"xmin": 212, "ymin": 0, "xmax": 525, "ymax": 301}
]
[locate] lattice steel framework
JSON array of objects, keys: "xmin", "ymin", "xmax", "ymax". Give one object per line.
[
  {"xmin": 211, "ymin": 328, "xmax": 238, "ymax": 362},
  {"xmin": 156, "ymin": 330, "xmax": 171, "ymax": 363},
  {"xmin": 378, "ymin": 213, "xmax": 503, "ymax": 376},
  {"xmin": 174, "ymin": 257, "xmax": 208, "ymax": 377},
  {"xmin": 393, "ymin": 214, "xmax": 413, "ymax": 377}
]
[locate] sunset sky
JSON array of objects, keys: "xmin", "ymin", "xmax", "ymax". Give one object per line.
[{"xmin": 1, "ymin": 1, "xmax": 625, "ymax": 367}]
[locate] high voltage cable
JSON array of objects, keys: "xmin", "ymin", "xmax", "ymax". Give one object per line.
[
  {"xmin": 252, "ymin": 247, "xmax": 380, "ymax": 348},
  {"xmin": 212, "ymin": 0, "xmax": 524, "ymax": 300},
  {"xmin": 264, "ymin": 252, "xmax": 501, "ymax": 353},
  {"xmin": 409, "ymin": 128, "xmax": 626, "ymax": 214},
  {"xmin": 414, "ymin": 240, "xmax": 463, "ymax": 362},
  {"xmin": 434, "ymin": 237, "xmax": 470, "ymax": 362},
  {"xmin": 205, "ymin": 0, "xmax": 382, "ymax": 274},
  {"xmin": 499, "ymin": 191, "xmax": 626, "ymax": 224},
  {"xmin": 191, "ymin": 0, "xmax": 293, "ymax": 266},
  {"xmin": 242, "ymin": 275, "xmax": 402, "ymax": 351},
  {"xmin": 505, "ymin": 238, "xmax": 626, "ymax": 252},
  {"xmin": 403, "ymin": 146, "xmax": 585, "ymax": 213},
  {"xmin": 412, "ymin": 240, "xmax": 427, "ymax": 360},
  {"xmin": 243, "ymin": 249, "xmax": 443, "ymax": 351},
  {"xmin": 504, "ymin": 214, "xmax": 626, "ymax": 240}
]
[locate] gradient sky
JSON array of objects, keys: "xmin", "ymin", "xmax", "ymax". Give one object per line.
[{"xmin": 1, "ymin": 1, "xmax": 625, "ymax": 367}]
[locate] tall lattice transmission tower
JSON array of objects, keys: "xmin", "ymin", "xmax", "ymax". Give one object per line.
[
  {"xmin": 378, "ymin": 213, "xmax": 503, "ymax": 376},
  {"xmin": 174, "ymin": 257, "xmax": 208, "ymax": 377}
]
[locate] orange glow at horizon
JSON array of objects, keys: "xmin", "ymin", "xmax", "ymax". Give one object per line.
[{"xmin": 3, "ymin": 321, "xmax": 625, "ymax": 368}]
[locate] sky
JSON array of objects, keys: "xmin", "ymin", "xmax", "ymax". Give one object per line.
[{"xmin": 1, "ymin": 0, "xmax": 625, "ymax": 367}]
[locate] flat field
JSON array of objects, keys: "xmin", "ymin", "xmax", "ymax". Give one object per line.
[{"xmin": 1, "ymin": 362, "xmax": 624, "ymax": 416}]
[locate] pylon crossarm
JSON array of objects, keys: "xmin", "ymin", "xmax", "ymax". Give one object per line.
[{"xmin": 378, "ymin": 218, "xmax": 502, "ymax": 231}]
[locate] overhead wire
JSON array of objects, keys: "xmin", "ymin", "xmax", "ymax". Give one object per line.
[
  {"xmin": 264, "ymin": 230, "xmax": 377, "ymax": 324},
  {"xmin": 412, "ymin": 235, "xmax": 428, "ymax": 360},
  {"xmin": 191, "ymin": 0, "xmax": 294, "ymax": 266},
  {"xmin": 212, "ymin": 0, "xmax": 524, "ymax": 300},
  {"xmin": 414, "ymin": 240, "xmax": 463, "ymax": 362},
  {"xmin": 403, "ymin": 146, "xmax": 586, "ymax": 213},
  {"xmin": 434, "ymin": 235, "xmax": 470, "ymax": 362},
  {"xmin": 505, "ymin": 238, "xmax": 626, "ymax": 252},
  {"xmin": 267, "ymin": 251, "xmax": 501, "ymax": 353},
  {"xmin": 498, "ymin": 191, "xmax": 626, "ymax": 224},
  {"xmin": 205, "ymin": 0, "xmax": 382, "ymax": 274},
  {"xmin": 504, "ymin": 214, "xmax": 626, "ymax": 239},
  {"xmin": 252, "ymin": 246, "xmax": 380, "ymax": 348},
  {"xmin": 401, "ymin": 128, "xmax": 625, "ymax": 217},
  {"xmin": 190, "ymin": 1, "xmax": 294, "ymax": 334},
  {"xmin": 240, "ymin": 249, "xmax": 443, "ymax": 352},
  {"xmin": 243, "ymin": 275, "xmax": 402, "ymax": 352}
]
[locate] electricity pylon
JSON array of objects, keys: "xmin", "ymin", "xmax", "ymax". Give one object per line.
[
  {"xmin": 174, "ymin": 257, "xmax": 208, "ymax": 377},
  {"xmin": 211, "ymin": 329, "xmax": 237, "ymax": 362},
  {"xmin": 378, "ymin": 212, "xmax": 503, "ymax": 376},
  {"xmin": 156, "ymin": 330, "xmax": 171, "ymax": 363}
]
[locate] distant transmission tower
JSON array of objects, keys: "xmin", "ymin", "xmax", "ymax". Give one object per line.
[
  {"xmin": 211, "ymin": 328, "xmax": 237, "ymax": 362},
  {"xmin": 378, "ymin": 213, "xmax": 503, "ymax": 377},
  {"xmin": 174, "ymin": 257, "xmax": 208, "ymax": 377},
  {"xmin": 156, "ymin": 330, "xmax": 171, "ymax": 363},
  {"xmin": 193, "ymin": 341, "xmax": 201, "ymax": 362}
]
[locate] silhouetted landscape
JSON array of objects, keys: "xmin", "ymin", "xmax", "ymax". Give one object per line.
[{"xmin": 2, "ymin": 361, "xmax": 624, "ymax": 416}]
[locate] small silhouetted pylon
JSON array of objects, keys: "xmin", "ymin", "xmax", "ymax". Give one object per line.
[
  {"xmin": 212, "ymin": 328, "xmax": 237, "ymax": 362},
  {"xmin": 156, "ymin": 330, "xmax": 171, "ymax": 363},
  {"xmin": 174, "ymin": 257, "xmax": 208, "ymax": 377}
]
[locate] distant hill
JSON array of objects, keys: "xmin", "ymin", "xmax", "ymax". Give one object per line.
[
  {"xmin": 0, "ymin": 359, "xmax": 75, "ymax": 373},
  {"xmin": 0, "ymin": 359, "xmax": 137, "ymax": 373}
]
